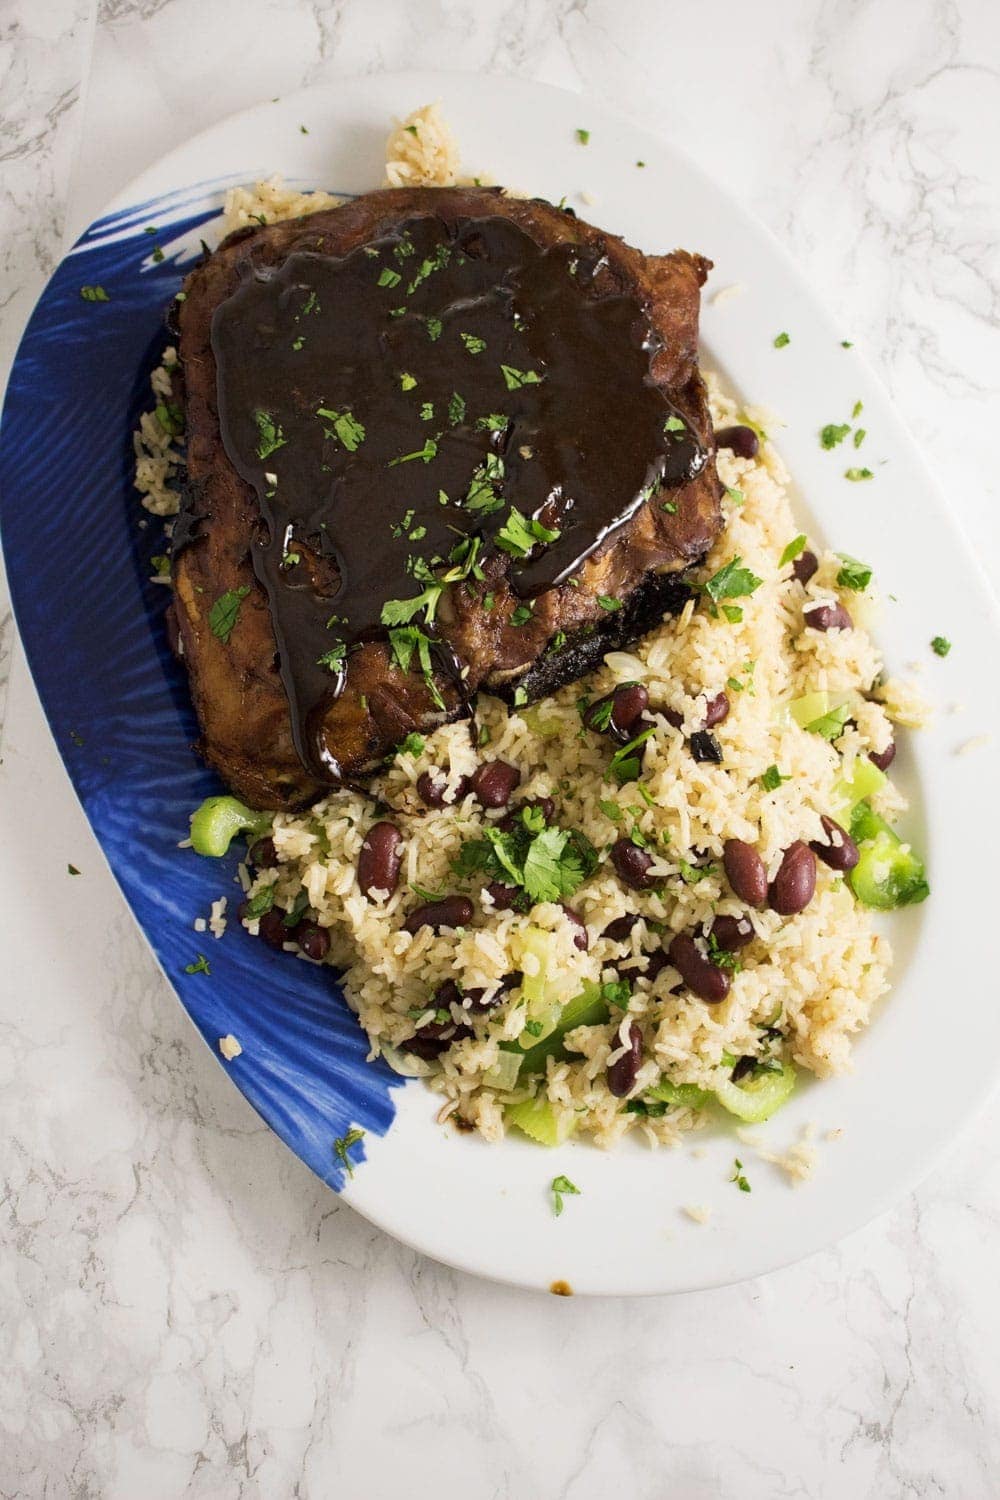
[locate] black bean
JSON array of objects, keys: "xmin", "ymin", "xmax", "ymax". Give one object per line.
[
  {"xmin": 810, "ymin": 814, "xmax": 860, "ymax": 872},
  {"xmin": 792, "ymin": 549, "xmax": 818, "ymax": 585},
  {"xmin": 610, "ymin": 838, "xmax": 654, "ymax": 890},
  {"xmin": 403, "ymin": 896, "xmax": 474, "ymax": 933},
  {"xmin": 710, "ymin": 913, "xmax": 755, "ymax": 952},
  {"xmin": 483, "ymin": 880, "xmax": 525, "ymax": 912},
  {"xmin": 723, "ymin": 839, "xmax": 768, "ymax": 907},
  {"xmin": 602, "ymin": 913, "xmax": 640, "ymax": 943},
  {"xmin": 296, "ymin": 922, "xmax": 330, "ymax": 961},
  {"xmin": 607, "ymin": 1021, "xmax": 644, "ymax": 1097},
  {"xmin": 804, "ymin": 602, "xmax": 853, "ymax": 632},
  {"xmin": 357, "ymin": 821, "xmax": 403, "ymax": 898},
  {"xmin": 690, "ymin": 730, "xmax": 723, "ymax": 764},
  {"xmin": 869, "ymin": 741, "xmax": 896, "ymax": 772},
  {"xmin": 668, "ymin": 932, "xmax": 731, "ymax": 1003},
  {"xmin": 730, "ymin": 1055, "xmax": 757, "ymax": 1084},
  {"xmin": 561, "ymin": 905, "xmax": 589, "ymax": 951},
  {"xmin": 641, "ymin": 948, "xmax": 673, "ymax": 982},
  {"xmin": 248, "ymin": 836, "xmax": 278, "ymax": 869},
  {"xmin": 769, "ymin": 841, "xmax": 817, "ymax": 915},
  {"xmin": 715, "ymin": 424, "xmax": 759, "ymax": 459},
  {"xmin": 434, "ymin": 979, "xmax": 463, "ymax": 1009},
  {"xmin": 470, "ymin": 759, "xmax": 521, "ymax": 809},
  {"xmin": 257, "ymin": 910, "xmax": 289, "ymax": 950},
  {"xmin": 663, "ymin": 706, "xmax": 684, "ymax": 730},
  {"xmin": 702, "ymin": 691, "xmax": 730, "ymax": 729}
]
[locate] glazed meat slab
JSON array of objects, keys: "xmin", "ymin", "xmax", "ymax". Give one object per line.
[{"xmin": 172, "ymin": 186, "xmax": 722, "ymax": 808}]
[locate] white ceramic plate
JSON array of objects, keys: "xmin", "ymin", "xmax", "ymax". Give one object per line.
[{"xmin": 11, "ymin": 72, "xmax": 1000, "ymax": 1296}]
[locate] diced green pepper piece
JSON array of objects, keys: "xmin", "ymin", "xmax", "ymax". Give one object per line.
[
  {"xmin": 506, "ymin": 1094, "xmax": 577, "ymax": 1146},
  {"xmin": 714, "ymin": 1060, "xmax": 797, "ymax": 1122},
  {"xmin": 646, "ymin": 1079, "xmax": 712, "ymax": 1109},
  {"xmin": 520, "ymin": 705, "xmax": 562, "ymax": 739},
  {"xmin": 847, "ymin": 801, "xmax": 929, "ymax": 909},
  {"xmin": 832, "ymin": 758, "xmax": 887, "ymax": 812},
  {"xmin": 189, "ymin": 795, "xmax": 271, "ymax": 857},
  {"xmin": 510, "ymin": 982, "xmax": 609, "ymax": 1075}
]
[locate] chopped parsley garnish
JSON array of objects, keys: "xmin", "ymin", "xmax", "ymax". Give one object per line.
[
  {"xmin": 575, "ymin": 128, "xmax": 590, "ymax": 145},
  {"xmin": 501, "ymin": 364, "xmax": 542, "ymax": 390},
  {"xmin": 597, "ymin": 595, "xmax": 622, "ymax": 612},
  {"xmin": 853, "ymin": 428, "xmax": 866, "ymax": 447},
  {"xmin": 759, "ymin": 764, "xmax": 789, "ymax": 792},
  {"xmin": 524, "ymin": 1018, "xmax": 544, "ymax": 1036},
  {"xmin": 722, "ymin": 487, "xmax": 743, "ymax": 506},
  {"xmin": 396, "ymin": 732, "xmax": 426, "ymax": 756},
  {"xmin": 931, "ymin": 635, "xmax": 952, "ymax": 657},
  {"xmin": 447, "ymin": 391, "xmax": 466, "ymax": 426},
  {"xmin": 702, "ymin": 557, "xmax": 763, "ymax": 612},
  {"xmin": 678, "ymin": 858, "xmax": 715, "ymax": 885},
  {"xmin": 662, "ymin": 500, "xmax": 678, "ymax": 514},
  {"xmin": 844, "ymin": 467, "xmax": 873, "ymax": 482},
  {"xmin": 773, "ymin": 331, "xmax": 790, "ymax": 348},
  {"xmin": 510, "ymin": 604, "xmax": 533, "ymax": 627},
  {"xmin": 80, "ymin": 284, "xmax": 110, "ymax": 302},
  {"xmin": 254, "ymin": 409, "xmax": 286, "ymax": 459},
  {"xmin": 482, "ymin": 593, "xmax": 495, "ymax": 613},
  {"xmin": 663, "ymin": 414, "xmax": 686, "ymax": 434},
  {"xmin": 399, "ymin": 371, "xmax": 417, "ymax": 390},
  {"xmin": 300, "ymin": 289, "xmax": 320, "ymax": 317},
  {"xmin": 730, "ymin": 1158, "xmax": 752, "ymax": 1193},
  {"xmin": 852, "ymin": 399, "xmax": 863, "ymax": 419},
  {"xmin": 291, "ymin": 335, "xmax": 304, "ymax": 351},
  {"xmin": 608, "ymin": 725, "xmax": 655, "ymax": 785},
  {"xmin": 209, "ymin": 585, "xmax": 250, "ymax": 644},
  {"xmin": 333, "ymin": 1127, "xmax": 365, "ymax": 1177},
  {"xmin": 601, "ymin": 980, "xmax": 632, "ymax": 1009},
  {"xmin": 382, "ymin": 585, "xmax": 442, "ymax": 627},
  {"xmin": 317, "ymin": 642, "xmax": 347, "ymax": 673},
  {"xmin": 453, "ymin": 815, "xmax": 598, "ymax": 906},
  {"xmin": 464, "ymin": 453, "xmax": 505, "ymax": 514},
  {"xmin": 424, "ymin": 315, "xmax": 443, "ymax": 341},
  {"xmin": 475, "ymin": 412, "xmax": 507, "ymax": 431},
  {"xmin": 389, "ymin": 436, "xmax": 438, "ymax": 466},
  {"xmin": 820, "ymin": 423, "xmax": 850, "ymax": 449},
  {"xmin": 407, "ymin": 244, "xmax": 451, "ymax": 294},
  {"xmin": 316, "ymin": 407, "xmax": 365, "ymax": 451},
  {"xmin": 387, "ymin": 625, "xmax": 445, "ymax": 708},
  {"xmin": 154, "ymin": 401, "xmax": 184, "ymax": 437},
  {"xmin": 184, "ymin": 954, "xmax": 211, "ymax": 976},
  {"xmin": 377, "ymin": 266, "xmax": 402, "ymax": 288},
  {"xmin": 461, "ymin": 333, "xmax": 486, "ymax": 354},
  {"xmin": 836, "ymin": 553, "xmax": 872, "ymax": 591},
  {"xmin": 299, "ymin": 124, "xmax": 309, "ymax": 134},
  {"xmin": 242, "ymin": 886, "xmax": 275, "ymax": 920},
  {"xmin": 419, "ymin": 401, "xmax": 434, "ymax": 421},
  {"xmin": 841, "ymin": 339, "xmax": 853, "ymax": 348},
  {"xmin": 806, "ymin": 703, "xmax": 851, "ymax": 741},
  {"xmin": 551, "ymin": 1174, "xmax": 581, "ymax": 1216},
  {"xmin": 779, "ymin": 534, "xmax": 807, "ymax": 567},
  {"xmin": 151, "ymin": 245, "xmax": 165, "ymax": 263},
  {"xmin": 598, "ymin": 798, "xmax": 622, "ymax": 822},
  {"xmin": 495, "ymin": 507, "xmax": 560, "ymax": 558},
  {"xmin": 150, "ymin": 554, "xmax": 170, "ymax": 577},
  {"xmin": 721, "ymin": 605, "xmax": 743, "ymax": 624}
]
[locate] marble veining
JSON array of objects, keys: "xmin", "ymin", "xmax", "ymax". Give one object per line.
[{"xmin": 1, "ymin": 1, "xmax": 999, "ymax": 1495}]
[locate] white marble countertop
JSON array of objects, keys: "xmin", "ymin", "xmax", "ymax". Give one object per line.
[{"xmin": 3, "ymin": 2, "xmax": 1000, "ymax": 1495}]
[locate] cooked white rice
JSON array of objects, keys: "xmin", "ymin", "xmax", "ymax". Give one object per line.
[{"xmin": 135, "ymin": 104, "xmax": 929, "ymax": 1151}]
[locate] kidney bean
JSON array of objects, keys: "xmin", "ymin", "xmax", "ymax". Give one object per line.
[
  {"xmin": 723, "ymin": 839, "xmax": 768, "ymax": 907},
  {"xmin": 702, "ymin": 691, "xmax": 730, "ymax": 729},
  {"xmin": 418, "ymin": 771, "xmax": 470, "ymax": 808},
  {"xmin": 296, "ymin": 922, "xmax": 330, "ymax": 961},
  {"xmin": 869, "ymin": 740, "xmax": 896, "ymax": 772},
  {"xmin": 611, "ymin": 838, "xmax": 654, "ymax": 890},
  {"xmin": 710, "ymin": 913, "xmax": 755, "ymax": 952},
  {"xmin": 690, "ymin": 730, "xmax": 723, "ymax": 764},
  {"xmin": 809, "ymin": 814, "xmax": 860, "ymax": 872},
  {"xmin": 607, "ymin": 1021, "xmax": 644, "ymax": 1097},
  {"xmin": 498, "ymin": 796, "xmax": 555, "ymax": 832},
  {"xmin": 668, "ymin": 932, "xmax": 731, "ymax": 1003},
  {"xmin": 403, "ymin": 1019, "xmax": 475, "ymax": 1060},
  {"xmin": 662, "ymin": 706, "xmax": 684, "ymax": 730},
  {"xmin": 403, "ymin": 896, "xmax": 474, "ymax": 933},
  {"xmin": 561, "ymin": 905, "xmax": 589, "ymax": 951},
  {"xmin": 470, "ymin": 759, "xmax": 521, "ymax": 809},
  {"xmin": 483, "ymin": 880, "xmax": 527, "ymax": 913},
  {"xmin": 248, "ymin": 836, "xmax": 278, "ymax": 869},
  {"xmin": 769, "ymin": 841, "xmax": 817, "ymax": 915},
  {"xmin": 357, "ymin": 821, "xmax": 403, "ymax": 898},
  {"xmin": 641, "ymin": 948, "xmax": 673, "ymax": 982},
  {"xmin": 715, "ymin": 424, "xmax": 759, "ymax": 459},
  {"xmin": 792, "ymin": 549, "xmax": 819, "ymax": 585},
  {"xmin": 585, "ymin": 683, "xmax": 650, "ymax": 742},
  {"xmin": 804, "ymin": 602, "xmax": 853, "ymax": 632},
  {"xmin": 257, "ymin": 909, "xmax": 290, "ymax": 950},
  {"xmin": 602, "ymin": 913, "xmax": 640, "ymax": 943},
  {"xmin": 730, "ymin": 1055, "xmax": 757, "ymax": 1084}
]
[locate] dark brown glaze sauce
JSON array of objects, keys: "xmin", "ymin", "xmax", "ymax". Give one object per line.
[{"xmin": 211, "ymin": 213, "xmax": 706, "ymax": 781}]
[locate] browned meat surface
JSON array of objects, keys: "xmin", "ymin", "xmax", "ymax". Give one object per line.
[{"xmin": 172, "ymin": 186, "xmax": 722, "ymax": 809}]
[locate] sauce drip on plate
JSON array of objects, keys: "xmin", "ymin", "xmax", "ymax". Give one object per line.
[{"xmin": 211, "ymin": 213, "xmax": 704, "ymax": 780}]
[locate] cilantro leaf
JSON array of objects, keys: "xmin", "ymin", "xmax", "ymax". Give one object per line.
[
  {"xmin": 836, "ymin": 553, "xmax": 872, "ymax": 591},
  {"xmin": 333, "ymin": 1127, "xmax": 365, "ymax": 1177},
  {"xmin": 461, "ymin": 333, "xmax": 486, "ymax": 354},
  {"xmin": 254, "ymin": 409, "xmax": 286, "ymax": 459},
  {"xmin": 779, "ymin": 535, "xmax": 807, "ymax": 567},
  {"xmin": 209, "ymin": 585, "xmax": 251, "ymax": 644},
  {"xmin": 316, "ymin": 407, "xmax": 365, "ymax": 451},
  {"xmin": 773, "ymin": 331, "xmax": 790, "ymax": 348},
  {"xmin": 501, "ymin": 364, "xmax": 542, "ymax": 390},
  {"xmin": 703, "ymin": 556, "xmax": 763, "ymax": 605},
  {"xmin": 551, "ymin": 1174, "xmax": 581, "ymax": 1216},
  {"xmin": 820, "ymin": 423, "xmax": 850, "ymax": 449},
  {"xmin": 931, "ymin": 635, "xmax": 951, "ymax": 657},
  {"xmin": 844, "ymin": 467, "xmax": 874, "ymax": 482},
  {"xmin": 495, "ymin": 507, "xmax": 560, "ymax": 558}
]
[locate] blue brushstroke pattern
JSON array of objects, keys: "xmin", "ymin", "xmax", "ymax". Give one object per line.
[{"xmin": 0, "ymin": 191, "xmax": 406, "ymax": 1188}]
